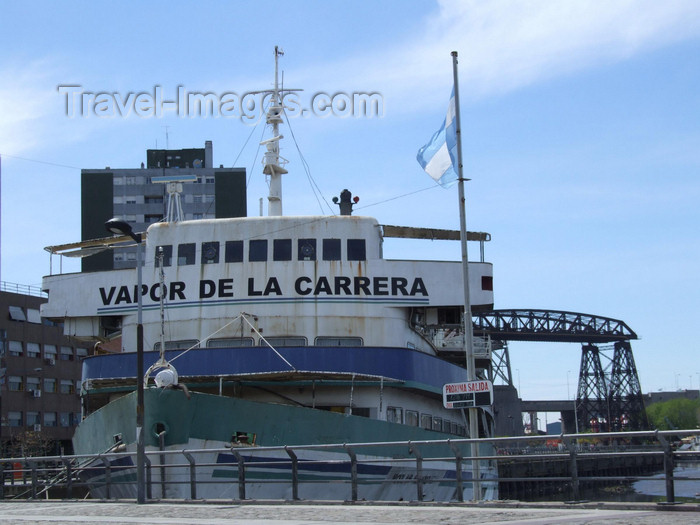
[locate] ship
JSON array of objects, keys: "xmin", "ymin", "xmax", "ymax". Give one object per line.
[{"xmin": 40, "ymin": 49, "xmax": 498, "ymax": 501}]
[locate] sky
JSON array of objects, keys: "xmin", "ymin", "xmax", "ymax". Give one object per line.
[{"xmin": 1, "ymin": 0, "xmax": 699, "ymax": 410}]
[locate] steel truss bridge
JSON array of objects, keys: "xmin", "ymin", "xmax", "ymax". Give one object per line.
[{"xmin": 469, "ymin": 309, "xmax": 647, "ymax": 433}]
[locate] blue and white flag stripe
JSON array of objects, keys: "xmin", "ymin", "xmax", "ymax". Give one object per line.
[{"xmin": 416, "ymin": 88, "xmax": 459, "ymax": 188}]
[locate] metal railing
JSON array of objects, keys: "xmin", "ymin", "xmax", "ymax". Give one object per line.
[
  {"xmin": 0, "ymin": 429, "xmax": 697, "ymax": 503},
  {"xmin": 0, "ymin": 281, "xmax": 47, "ymax": 298}
]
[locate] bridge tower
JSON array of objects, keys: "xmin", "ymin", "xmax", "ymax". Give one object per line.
[
  {"xmin": 608, "ymin": 341, "xmax": 648, "ymax": 431},
  {"xmin": 576, "ymin": 344, "xmax": 609, "ymax": 432},
  {"xmin": 575, "ymin": 342, "xmax": 649, "ymax": 433}
]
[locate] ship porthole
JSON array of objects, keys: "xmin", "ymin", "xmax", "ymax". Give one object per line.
[{"xmin": 152, "ymin": 421, "xmax": 169, "ymax": 438}]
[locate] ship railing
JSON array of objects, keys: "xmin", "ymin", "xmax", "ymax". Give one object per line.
[
  {"xmin": 421, "ymin": 324, "xmax": 491, "ymax": 357},
  {"xmin": 0, "ymin": 429, "xmax": 697, "ymax": 503}
]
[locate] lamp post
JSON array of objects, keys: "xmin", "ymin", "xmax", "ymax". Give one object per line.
[{"xmin": 105, "ymin": 218, "xmax": 145, "ymax": 504}]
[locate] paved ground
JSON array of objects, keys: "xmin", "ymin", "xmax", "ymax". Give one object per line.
[{"xmin": 0, "ymin": 501, "xmax": 697, "ymax": 525}]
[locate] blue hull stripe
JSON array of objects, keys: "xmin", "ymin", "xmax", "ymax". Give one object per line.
[{"xmin": 83, "ymin": 346, "xmax": 469, "ymax": 392}]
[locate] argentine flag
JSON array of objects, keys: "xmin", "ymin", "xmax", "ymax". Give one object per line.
[{"xmin": 416, "ymin": 88, "xmax": 458, "ymax": 188}]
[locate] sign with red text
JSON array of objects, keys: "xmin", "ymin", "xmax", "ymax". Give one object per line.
[{"xmin": 442, "ymin": 380, "xmax": 493, "ymax": 409}]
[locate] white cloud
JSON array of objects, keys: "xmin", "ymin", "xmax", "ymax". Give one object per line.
[
  {"xmin": 294, "ymin": 0, "xmax": 700, "ymax": 111},
  {"xmin": 0, "ymin": 60, "xmax": 58, "ymax": 155}
]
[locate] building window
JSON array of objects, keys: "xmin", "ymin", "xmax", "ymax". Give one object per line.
[
  {"xmin": 44, "ymin": 345, "xmax": 57, "ymax": 360},
  {"xmin": 8, "ymin": 376, "xmax": 24, "ymax": 392},
  {"xmin": 273, "ymin": 239, "xmax": 292, "ymax": 261},
  {"xmin": 145, "ymin": 214, "xmax": 162, "ymax": 224},
  {"xmin": 44, "ymin": 378, "xmax": 56, "ymax": 393},
  {"xmin": 298, "ymin": 239, "xmax": 316, "ymax": 261},
  {"xmin": 347, "ymin": 239, "xmax": 366, "ymax": 261},
  {"xmin": 145, "ymin": 196, "xmax": 163, "ymax": 204},
  {"xmin": 177, "ymin": 243, "xmax": 196, "ymax": 265},
  {"xmin": 201, "ymin": 242, "xmax": 219, "ymax": 264},
  {"xmin": 26, "ymin": 377, "xmax": 40, "ymax": 392},
  {"xmin": 60, "ymin": 412, "xmax": 72, "ymax": 427},
  {"xmin": 44, "ymin": 412, "xmax": 57, "ymax": 427},
  {"xmin": 8, "ymin": 340, "xmax": 23, "ymax": 357},
  {"xmin": 60, "ymin": 346, "xmax": 74, "ymax": 361},
  {"xmin": 405, "ymin": 410, "xmax": 419, "ymax": 427},
  {"xmin": 26, "ymin": 343, "xmax": 40, "ymax": 358},
  {"xmin": 387, "ymin": 406, "xmax": 403, "ymax": 424},
  {"xmin": 225, "ymin": 241, "xmax": 243, "ymax": 263},
  {"xmin": 26, "ymin": 308, "xmax": 41, "ymax": 323},
  {"xmin": 481, "ymin": 275, "xmax": 493, "ymax": 291},
  {"xmin": 60, "ymin": 380, "xmax": 75, "ymax": 394},
  {"xmin": 8, "ymin": 305, "xmax": 26, "ymax": 321},
  {"xmin": 322, "ymin": 239, "xmax": 341, "ymax": 261},
  {"xmin": 8, "ymin": 412, "xmax": 23, "ymax": 427},
  {"xmin": 193, "ymin": 213, "xmax": 203, "ymax": 220},
  {"xmin": 77, "ymin": 348, "xmax": 88, "ymax": 359},
  {"xmin": 249, "ymin": 240, "xmax": 267, "ymax": 262},
  {"xmin": 27, "ymin": 411, "xmax": 40, "ymax": 426},
  {"xmin": 205, "ymin": 177, "xmax": 215, "ymax": 184},
  {"xmin": 156, "ymin": 245, "xmax": 173, "ymax": 267},
  {"xmin": 125, "ymin": 198, "xmax": 137, "ymax": 204}
]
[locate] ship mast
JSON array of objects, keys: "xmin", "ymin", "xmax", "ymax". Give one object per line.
[{"xmin": 262, "ymin": 46, "xmax": 289, "ymax": 216}]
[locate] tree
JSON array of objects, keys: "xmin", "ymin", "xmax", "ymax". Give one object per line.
[
  {"xmin": 646, "ymin": 398, "xmax": 700, "ymax": 430},
  {"xmin": 7, "ymin": 429, "xmax": 54, "ymax": 458}
]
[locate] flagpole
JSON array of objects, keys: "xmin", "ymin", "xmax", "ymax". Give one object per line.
[{"xmin": 451, "ymin": 50, "xmax": 481, "ymax": 501}]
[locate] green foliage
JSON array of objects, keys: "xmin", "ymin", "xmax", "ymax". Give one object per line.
[{"xmin": 646, "ymin": 397, "xmax": 700, "ymax": 430}]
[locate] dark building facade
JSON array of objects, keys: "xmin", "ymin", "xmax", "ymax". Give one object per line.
[
  {"xmin": 81, "ymin": 141, "xmax": 247, "ymax": 272},
  {"xmin": 0, "ymin": 285, "xmax": 92, "ymax": 456}
]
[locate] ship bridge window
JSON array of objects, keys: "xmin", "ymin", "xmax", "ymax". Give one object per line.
[
  {"xmin": 347, "ymin": 239, "xmax": 366, "ymax": 261},
  {"xmin": 314, "ymin": 337, "xmax": 363, "ymax": 347},
  {"xmin": 298, "ymin": 239, "xmax": 316, "ymax": 260},
  {"xmin": 386, "ymin": 406, "xmax": 403, "ymax": 424},
  {"xmin": 156, "ymin": 245, "xmax": 173, "ymax": 267},
  {"xmin": 249, "ymin": 240, "xmax": 267, "ymax": 262},
  {"xmin": 178, "ymin": 243, "xmax": 196, "ymax": 265},
  {"xmin": 201, "ymin": 241, "xmax": 219, "ymax": 264},
  {"xmin": 261, "ymin": 336, "xmax": 307, "ymax": 347},
  {"xmin": 405, "ymin": 410, "xmax": 419, "ymax": 427},
  {"xmin": 438, "ymin": 306, "xmax": 462, "ymax": 325},
  {"xmin": 432, "ymin": 417, "xmax": 443, "ymax": 432},
  {"xmin": 322, "ymin": 238, "xmax": 341, "ymax": 261},
  {"xmin": 225, "ymin": 240, "xmax": 243, "ymax": 263},
  {"xmin": 154, "ymin": 340, "xmax": 200, "ymax": 352},
  {"xmin": 273, "ymin": 239, "xmax": 292, "ymax": 261},
  {"xmin": 207, "ymin": 337, "xmax": 254, "ymax": 348},
  {"xmin": 420, "ymin": 413, "xmax": 432, "ymax": 430}
]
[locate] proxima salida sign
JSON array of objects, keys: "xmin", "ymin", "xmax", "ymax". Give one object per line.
[{"xmin": 442, "ymin": 380, "xmax": 493, "ymax": 409}]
